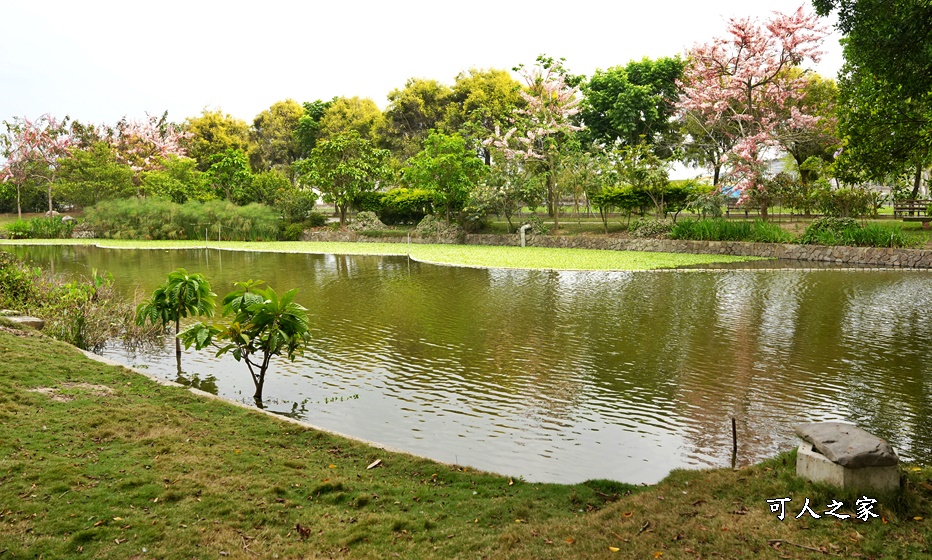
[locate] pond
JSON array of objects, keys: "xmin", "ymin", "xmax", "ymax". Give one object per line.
[{"xmin": 7, "ymin": 244, "xmax": 932, "ymax": 484}]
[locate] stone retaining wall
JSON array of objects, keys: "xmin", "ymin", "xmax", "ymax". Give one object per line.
[{"xmin": 301, "ymin": 231, "xmax": 932, "ymax": 268}]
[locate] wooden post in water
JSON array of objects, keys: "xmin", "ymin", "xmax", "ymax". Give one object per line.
[{"xmin": 731, "ymin": 417, "xmax": 738, "ymax": 468}]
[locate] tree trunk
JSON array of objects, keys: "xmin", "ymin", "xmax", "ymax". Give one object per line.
[
  {"xmin": 174, "ymin": 318, "xmax": 182, "ymax": 373},
  {"xmin": 16, "ymin": 186, "xmax": 22, "ymax": 220},
  {"xmin": 910, "ymin": 164, "xmax": 923, "ymax": 199}
]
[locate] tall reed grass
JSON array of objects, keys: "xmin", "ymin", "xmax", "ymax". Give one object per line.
[{"xmin": 85, "ymin": 199, "xmax": 281, "ymax": 241}]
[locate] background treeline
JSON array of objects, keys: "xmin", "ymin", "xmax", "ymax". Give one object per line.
[{"xmin": 2, "ymin": 4, "xmax": 929, "ymax": 240}]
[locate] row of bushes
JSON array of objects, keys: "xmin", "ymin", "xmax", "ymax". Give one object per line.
[
  {"xmin": 77, "ymin": 198, "xmax": 331, "ymax": 241},
  {"xmin": 667, "ymin": 217, "xmax": 911, "ymax": 248},
  {"xmin": 4, "ymin": 217, "xmax": 76, "ymax": 239},
  {"xmin": 353, "ymin": 188, "xmax": 435, "ymax": 225}
]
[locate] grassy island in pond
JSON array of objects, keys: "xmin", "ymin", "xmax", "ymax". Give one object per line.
[
  {"xmin": 0, "ymin": 239, "xmax": 760, "ymax": 271},
  {"xmin": 1, "ymin": 323, "xmax": 930, "ymax": 558}
]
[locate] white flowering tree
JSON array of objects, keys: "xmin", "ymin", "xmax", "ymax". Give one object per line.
[{"xmin": 486, "ymin": 55, "xmax": 582, "ymax": 230}]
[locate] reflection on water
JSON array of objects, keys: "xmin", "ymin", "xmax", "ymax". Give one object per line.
[{"xmin": 7, "ymin": 244, "xmax": 932, "ymax": 484}]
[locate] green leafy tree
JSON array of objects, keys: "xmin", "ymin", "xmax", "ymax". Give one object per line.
[
  {"xmin": 244, "ymin": 169, "xmax": 291, "ymax": 207},
  {"xmin": 250, "ymin": 99, "xmax": 304, "ymax": 178},
  {"xmin": 833, "ymin": 66, "xmax": 932, "ymax": 196},
  {"xmin": 404, "ymin": 132, "xmax": 485, "ymax": 225},
  {"xmin": 814, "ymin": 0, "xmax": 932, "ymax": 100},
  {"xmin": 445, "ymin": 68, "xmax": 524, "ymax": 165},
  {"xmin": 814, "ymin": 1, "xmax": 932, "ymax": 196},
  {"xmin": 295, "ymin": 99, "xmax": 333, "ymax": 157},
  {"xmin": 297, "ymin": 130, "xmax": 392, "ymax": 226},
  {"xmin": 141, "ymin": 155, "xmax": 212, "ymax": 204},
  {"xmin": 179, "ymin": 280, "xmax": 311, "ymax": 403},
  {"xmin": 136, "ymin": 269, "xmax": 216, "ymax": 374},
  {"xmin": 381, "ymin": 78, "xmax": 453, "ymax": 160},
  {"xmin": 580, "ymin": 57, "xmax": 685, "ymax": 156},
  {"xmin": 184, "ymin": 109, "xmax": 252, "ymax": 171},
  {"xmin": 207, "ymin": 149, "xmax": 254, "ymax": 202},
  {"xmin": 55, "ymin": 142, "xmax": 135, "ymax": 207},
  {"xmin": 318, "ymin": 96, "xmax": 384, "ymax": 142},
  {"xmin": 471, "ymin": 149, "xmax": 545, "ymax": 232},
  {"xmin": 614, "ymin": 144, "xmax": 670, "ymax": 216}
]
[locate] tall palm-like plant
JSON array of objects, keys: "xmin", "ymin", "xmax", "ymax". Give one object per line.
[{"xmin": 136, "ymin": 268, "xmax": 216, "ymax": 373}]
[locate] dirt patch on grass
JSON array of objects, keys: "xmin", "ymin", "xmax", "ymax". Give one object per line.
[
  {"xmin": 29, "ymin": 382, "xmax": 115, "ymax": 402},
  {"xmin": 0, "ymin": 324, "xmax": 42, "ymax": 337}
]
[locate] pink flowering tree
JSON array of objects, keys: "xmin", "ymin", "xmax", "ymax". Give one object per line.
[
  {"xmin": 486, "ymin": 55, "xmax": 582, "ymax": 230},
  {"xmin": 104, "ymin": 113, "xmax": 190, "ymax": 195},
  {"xmin": 676, "ymin": 7, "xmax": 826, "ymax": 219},
  {"xmin": 1, "ymin": 114, "xmax": 73, "ymax": 218}
]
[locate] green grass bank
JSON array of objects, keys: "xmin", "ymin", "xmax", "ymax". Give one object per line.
[{"xmin": 1, "ymin": 324, "xmax": 930, "ymax": 559}]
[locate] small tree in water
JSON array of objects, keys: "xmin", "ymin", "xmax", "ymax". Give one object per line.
[
  {"xmin": 136, "ymin": 268, "xmax": 215, "ymax": 373},
  {"xmin": 179, "ymin": 280, "xmax": 311, "ymax": 404}
]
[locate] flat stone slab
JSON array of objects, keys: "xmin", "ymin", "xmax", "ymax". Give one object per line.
[
  {"xmin": 795, "ymin": 422, "xmax": 898, "ymax": 468},
  {"xmin": 796, "ymin": 443, "xmax": 900, "ymax": 492},
  {"xmin": 4, "ymin": 315, "xmax": 45, "ymax": 330}
]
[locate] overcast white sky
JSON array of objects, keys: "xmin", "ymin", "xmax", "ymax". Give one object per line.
[{"xmin": 1, "ymin": 1, "xmax": 843, "ymax": 126}]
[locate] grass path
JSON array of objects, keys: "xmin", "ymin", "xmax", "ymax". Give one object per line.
[{"xmin": 0, "ymin": 238, "xmax": 760, "ymax": 271}]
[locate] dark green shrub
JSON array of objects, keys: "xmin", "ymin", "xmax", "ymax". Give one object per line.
[
  {"xmin": 670, "ymin": 219, "xmax": 793, "ymax": 243},
  {"xmin": 800, "ymin": 217, "xmax": 909, "ymax": 247},
  {"xmin": 5, "ymin": 217, "xmax": 76, "ymax": 239},
  {"xmin": 378, "ymin": 188, "xmax": 434, "ymax": 225},
  {"xmin": 628, "ymin": 217, "xmax": 672, "ymax": 238},
  {"xmin": 816, "ymin": 187, "xmax": 875, "ymax": 218},
  {"xmin": 0, "ymin": 251, "xmax": 40, "ymax": 308},
  {"xmin": 351, "ymin": 191, "xmax": 384, "ymax": 213}
]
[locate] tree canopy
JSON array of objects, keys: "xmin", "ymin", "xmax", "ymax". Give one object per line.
[{"xmin": 580, "ymin": 57, "xmax": 685, "ymax": 156}]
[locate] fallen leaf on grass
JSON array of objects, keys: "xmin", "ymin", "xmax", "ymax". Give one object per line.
[
  {"xmin": 653, "ymin": 552, "xmax": 663, "ymax": 558},
  {"xmin": 367, "ymin": 459, "xmax": 381, "ymax": 470},
  {"xmin": 609, "ymin": 546, "xmax": 620, "ymax": 552},
  {"xmin": 913, "ymin": 516, "xmax": 924, "ymax": 521},
  {"xmin": 623, "ymin": 511, "xmax": 633, "ymax": 518},
  {"xmin": 328, "ymin": 464, "xmax": 337, "ymax": 469},
  {"xmin": 565, "ymin": 537, "xmax": 575, "ymax": 544}
]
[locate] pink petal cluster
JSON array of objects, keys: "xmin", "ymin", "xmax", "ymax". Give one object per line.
[{"xmin": 105, "ymin": 115, "xmax": 190, "ymax": 173}]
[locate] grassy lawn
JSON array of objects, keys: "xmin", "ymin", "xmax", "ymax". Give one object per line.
[
  {"xmin": 1, "ymin": 324, "xmax": 930, "ymax": 559},
  {"xmin": 0, "ymin": 239, "xmax": 762, "ymax": 271}
]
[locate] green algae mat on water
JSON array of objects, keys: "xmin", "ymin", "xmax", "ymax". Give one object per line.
[{"xmin": 0, "ymin": 238, "xmax": 761, "ymax": 271}]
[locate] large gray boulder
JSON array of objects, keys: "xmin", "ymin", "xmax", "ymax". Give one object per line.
[{"xmin": 795, "ymin": 422, "xmax": 898, "ymax": 468}]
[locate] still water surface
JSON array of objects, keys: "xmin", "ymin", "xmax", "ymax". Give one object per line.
[{"xmin": 8, "ymin": 244, "xmax": 932, "ymax": 484}]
